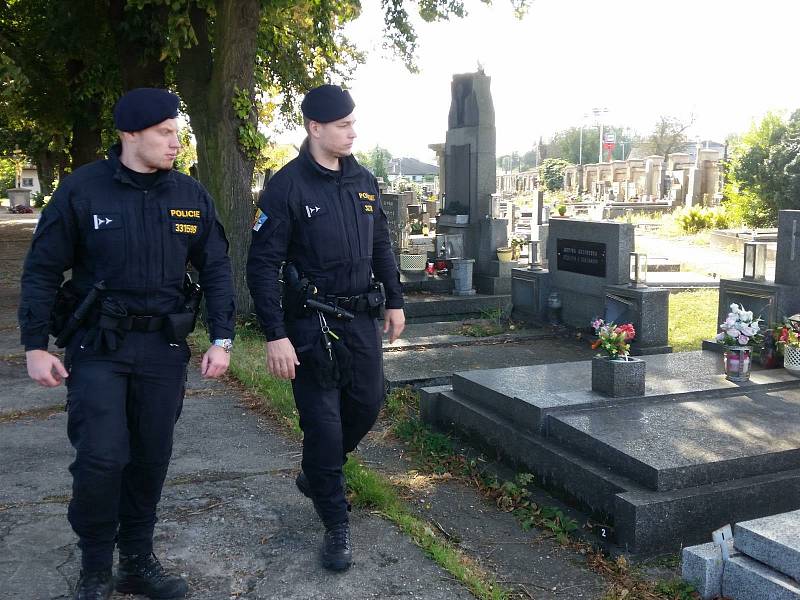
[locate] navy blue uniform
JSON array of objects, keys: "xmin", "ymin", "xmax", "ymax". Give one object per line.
[
  {"xmin": 247, "ymin": 143, "xmax": 403, "ymax": 526},
  {"xmin": 18, "ymin": 145, "xmax": 235, "ymax": 572}
]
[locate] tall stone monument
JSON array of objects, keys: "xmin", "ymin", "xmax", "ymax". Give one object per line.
[{"xmin": 437, "ymin": 70, "xmax": 510, "ymax": 292}]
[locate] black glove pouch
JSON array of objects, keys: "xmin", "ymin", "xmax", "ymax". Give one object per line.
[
  {"xmin": 296, "ymin": 334, "xmax": 353, "ymax": 390},
  {"xmin": 164, "ymin": 312, "xmax": 197, "ymax": 343},
  {"xmin": 49, "ymin": 280, "xmax": 80, "ymax": 338},
  {"xmin": 81, "ymin": 297, "xmax": 128, "ymax": 352}
]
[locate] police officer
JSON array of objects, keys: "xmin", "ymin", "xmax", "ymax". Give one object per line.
[
  {"xmin": 246, "ymin": 84, "xmax": 405, "ymax": 571},
  {"xmin": 19, "ymin": 88, "xmax": 236, "ymax": 600}
]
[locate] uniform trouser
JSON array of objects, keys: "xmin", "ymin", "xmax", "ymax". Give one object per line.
[
  {"xmin": 64, "ymin": 330, "xmax": 189, "ymax": 572},
  {"xmin": 288, "ymin": 312, "xmax": 384, "ymax": 528}
]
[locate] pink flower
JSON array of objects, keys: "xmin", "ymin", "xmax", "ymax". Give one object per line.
[
  {"xmin": 615, "ymin": 323, "xmax": 636, "ymax": 342},
  {"xmin": 738, "ymin": 334, "xmax": 749, "ymax": 345}
]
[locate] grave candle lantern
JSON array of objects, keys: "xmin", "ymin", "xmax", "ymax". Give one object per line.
[
  {"xmin": 629, "ymin": 253, "xmax": 648, "ymax": 287},
  {"xmin": 742, "ymin": 241, "xmax": 767, "ymax": 281},
  {"xmin": 528, "ymin": 240, "xmax": 542, "ymax": 271}
]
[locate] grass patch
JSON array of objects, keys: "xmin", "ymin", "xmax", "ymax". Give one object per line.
[
  {"xmin": 344, "ymin": 458, "xmax": 511, "ymax": 600},
  {"xmin": 668, "ymin": 289, "xmax": 719, "ymax": 352},
  {"xmin": 190, "ymin": 326, "xmax": 299, "ymax": 433}
]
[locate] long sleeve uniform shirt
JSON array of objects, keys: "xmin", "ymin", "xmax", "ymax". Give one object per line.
[
  {"xmin": 247, "ymin": 143, "xmax": 403, "ymax": 341},
  {"xmin": 18, "ymin": 145, "xmax": 236, "ymax": 350}
]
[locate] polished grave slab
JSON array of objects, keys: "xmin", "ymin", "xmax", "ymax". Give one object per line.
[{"xmin": 421, "ymin": 350, "xmax": 800, "ymax": 555}]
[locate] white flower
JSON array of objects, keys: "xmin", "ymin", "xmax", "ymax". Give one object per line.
[
  {"xmin": 743, "ymin": 310, "xmax": 753, "ymax": 322},
  {"xmin": 727, "ymin": 328, "xmax": 739, "ymax": 338},
  {"xmin": 730, "ymin": 303, "xmax": 740, "ymax": 313},
  {"xmin": 740, "ymin": 325, "xmax": 754, "ymax": 337},
  {"xmin": 724, "ymin": 317, "xmax": 737, "ymax": 328},
  {"xmin": 716, "ymin": 332, "xmax": 726, "ymax": 341}
]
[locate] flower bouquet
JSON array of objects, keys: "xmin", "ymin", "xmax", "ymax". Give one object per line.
[
  {"xmin": 590, "ymin": 319, "xmax": 636, "ymax": 360},
  {"xmin": 774, "ymin": 315, "xmax": 800, "ymax": 376},
  {"xmin": 715, "ymin": 304, "xmax": 762, "ymax": 382}
]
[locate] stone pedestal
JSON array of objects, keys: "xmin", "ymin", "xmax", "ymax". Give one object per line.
[
  {"xmin": 511, "ymin": 267, "xmax": 550, "ymax": 323},
  {"xmin": 604, "ymin": 284, "xmax": 672, "ymax": 355},
  {"xmin": 7, "ymin": 188, "xmax": 31, "ymax": 207},
  {"xmin": 474, "ymin": 259, "xmax": 517, "ymax": 294},
  {"xmin": 591, "ymin": 355, "xmax": 646, "ymax": 397}
]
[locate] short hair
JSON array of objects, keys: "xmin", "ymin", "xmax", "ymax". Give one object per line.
[{"xmin": 303, "ymin": 117, "xmax": 312, "ymax": 134}]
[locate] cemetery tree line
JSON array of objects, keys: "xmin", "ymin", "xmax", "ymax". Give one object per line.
[
  {"xmin": 725, "ymin": 110, "xmax": 800, "ymax": 227},
  {"xmin": 0, "ymin": 0, "xmax": 530, "ymax": 312}
]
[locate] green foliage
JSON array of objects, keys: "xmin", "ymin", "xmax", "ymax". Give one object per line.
[
  {"xmin": 538, "ymin": 158, "xmax": 569, "ymax": 192},
  {"xmin": 232, "ymin": 87, "xmax": 268, "ymax": 162},
  {"xmin": 355, "ymin": 145, "xmax": 392, "ymax": 180},
  {"xmin": 676, "ymin": 205, "xmax": 730, "ymax": 233},
  {"xmin": 0, "ymin": 158, "xmax": 15, "ymax": 195},
  {"xmin": 653, "ymin": 578, "xmax": 698, "ymax": 600},
  {"xmin": 31, "ymin": 191, "xmax": 46, "ymax": 208},
  {"xmin": 725, "ymin": 110, "xmax": 800, "ymax": 227},
  {"xmin": 173, "ymin": 125, "xmax": 197, "ymax": 175}
]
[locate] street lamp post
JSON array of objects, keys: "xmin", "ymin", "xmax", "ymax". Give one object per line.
[{"xmin": 592, "ymin": 107, "xmax": 608, "ymax": 163}]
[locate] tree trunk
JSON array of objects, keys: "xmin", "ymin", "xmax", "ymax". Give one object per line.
[
  {"xmin": 70, "ymin": 108, "xmax": 103, "ymax": 168},
  {"xmin": 108, "ymin": 0, "xmax": 167, "ymax": 90},
  {"xmin": 34, "ymin": 149, "xmax": 57, "ymax": 196},
  {"xmin": 176, "ymin": 0, "xmax": 261, "ymax": 316}
]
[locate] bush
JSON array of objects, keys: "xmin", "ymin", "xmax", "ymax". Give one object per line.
[
  {"xmin": 677, "ymin": 205, "xmax": 731, "ymax": 233},
  {"xmin": 31, "ymin": 192, "xmax": 46, "ymax": 208}
]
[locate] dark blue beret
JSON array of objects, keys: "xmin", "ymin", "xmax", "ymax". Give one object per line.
[
  {"xmin": 301, "ymin": 84, "xmax": 355, "ymax": 123},
  {"xmin": 113, "ymin": 88, "xmax": 180, "ymax": 132}
]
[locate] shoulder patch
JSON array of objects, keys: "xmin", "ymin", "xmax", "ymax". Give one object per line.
[{"xmin": 252, "ymin": 207, "xmax": 268, "ymax": 231}]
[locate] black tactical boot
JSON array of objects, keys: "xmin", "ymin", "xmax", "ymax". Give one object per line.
[
  {"xmin": 296, "ymin": 470, "xmax": 347, "ymax": 499},
  {"xmin": 73, "ymin": 569, "xmax": 114, "ymax": 600},
  {"xmin": 116, "ymin": 552, "xmax": 188, "ymax": 599},
  {"xmin": 321, "ymin": 522, "xmax": 353, "ymax": 571}
]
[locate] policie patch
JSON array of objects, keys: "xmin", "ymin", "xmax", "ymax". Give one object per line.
[
  {"xmin": 173, "ymin": 222, "xmax": 198, "ymax": 235},
  {"xmin": 169, "ymin": 208, "xmax": 201, "ymax": 219}
]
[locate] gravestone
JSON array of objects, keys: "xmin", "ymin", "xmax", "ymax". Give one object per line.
[
  {"xmin": 382, "ymin": 191, "xmax": 413, "ymax": 255},
  {"xmin": 512, "ymin": 217, "xmax": 670, "ymax": 353},
  {"xmin": 436, "ymin": 70, "xmax": 507, "ymax": 293},
  {"xmin": 715, "ymin": 210, "xmax": 800, "ymax": 330}
]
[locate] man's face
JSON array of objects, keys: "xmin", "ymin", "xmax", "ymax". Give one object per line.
[
  {"xmin": 313, "ymin": 113, "xmax": 357, "ymax": 157},
  {"xmin": 126, "ymin": 118, "xmax": 181, "ymax": 171}
]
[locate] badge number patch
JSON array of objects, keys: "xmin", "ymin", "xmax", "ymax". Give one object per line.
[
  {"xmin": 173, "ymin": 222, "xmax": 198, "ymax": 235},
  {"xmin": 362, "ymin": 203, "xmax": 374, "ymax": 214}
]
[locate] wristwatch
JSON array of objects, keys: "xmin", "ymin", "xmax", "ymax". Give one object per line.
[{"xmin": 212, "ymin": 338, "xmax": 233, "ymax": 353}]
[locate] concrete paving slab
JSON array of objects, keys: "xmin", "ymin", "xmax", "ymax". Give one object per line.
[
  {"xmin": 382, "ymin": 320, "xmax": 547, "ymax": 350},
  {"xmin": 0, "ymin": 365, "xmax": 477, "ymax": 599},
  {"xmin": 722, "ymin": 554, "xmax": 800, "ymax": 600},
  {"xmin": 0, "ymin": 357, "xmax": 67, "ymax": 415},
  {"xmin": 681, "ymin": 540, "xmax": 736, "ymax": 600},
  {"xmin": 734, "ymin": 509, "xmax": 800, "ymax": 582}
]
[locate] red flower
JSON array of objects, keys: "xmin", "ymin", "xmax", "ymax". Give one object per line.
[{"xmin": 615, "ymin": 323, "xmax": 636, "ymax": 342}]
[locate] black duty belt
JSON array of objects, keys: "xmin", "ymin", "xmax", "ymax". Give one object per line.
[
  {"xmin": 95, "ymin": 314, "xmax": 166, "ymax": 332},
  {"xmin": 324, "ymin": 294, "xmax": 371, "ymax": 313}
]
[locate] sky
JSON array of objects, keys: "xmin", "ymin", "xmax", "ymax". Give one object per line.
[{"xmin": 275, "ymin": 0, "xmax": 800, "ymax": 163}]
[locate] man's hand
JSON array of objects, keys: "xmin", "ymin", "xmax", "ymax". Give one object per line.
[
  {"xmin": 201, "ymin": 345, "xmax": 230, "ymax": 379},
  {"xmin": 383, "ymin": 308, "xmax": 406, "ymax": 344},
  {"xmin": 26, "ymin": 349, "xmax": 69, "ymax": 387},
  {"xmin": 266, "ymin": 337, "xmax": 300, "ymax": 380}
]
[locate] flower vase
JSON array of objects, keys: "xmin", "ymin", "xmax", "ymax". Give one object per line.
[
  {"xmin": 723, "ymin": 346, "xmax": 752, "ymax": 382},
  {"xmin": 591, "ymin": 355, "xmax": 646, "ymax": 397},
  {"xmin": 784, "ymin": 346, "xmax": 800, "ymax": 377}
]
